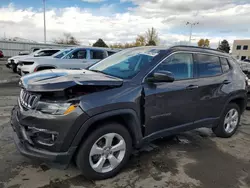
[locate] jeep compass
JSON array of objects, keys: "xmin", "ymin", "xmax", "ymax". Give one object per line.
[{"xmin": 11, "ymin": 46, "xmax": 248, "ymax": 179}]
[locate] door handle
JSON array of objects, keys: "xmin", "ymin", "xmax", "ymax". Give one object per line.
[
  {"xmin": 223, "ymin": 80, "xmax": 231, "ymax": 84},
  {"xmin": 186, "ymin": 85, "xmax": 199, "ymax": 90}
]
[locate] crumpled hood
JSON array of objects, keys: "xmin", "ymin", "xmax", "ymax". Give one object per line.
[{"xmin": 20, "ymin": 69, "xmax": 123, "ymax": 92}]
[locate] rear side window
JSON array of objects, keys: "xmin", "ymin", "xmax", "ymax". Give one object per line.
[
  {"xmin": 220, "ymin": 57, "xmax": 230, "ymax": 73},
  {"xmin": 195, "ymin": 54, "xmax": 222, "ymax": 77},
  {"xmin": 90, "ymin": 50, "xmax": 105, "ymax": 59}
]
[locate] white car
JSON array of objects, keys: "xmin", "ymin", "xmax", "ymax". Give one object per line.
[
  {"xmin": 6, "ymin": 49, "xmax": 62, "ymax": 73},
  {"xmin": 18, "ymin": 47, "xmax": 118, "ymax": 75}
]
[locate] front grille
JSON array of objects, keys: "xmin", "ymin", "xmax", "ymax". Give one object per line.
[{"xmin": 20, "ymin": 89, "xmax": 40, "ymax": 109}]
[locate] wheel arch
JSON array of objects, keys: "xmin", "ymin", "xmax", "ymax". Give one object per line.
[
  {"xmin": 229, "ymin": 98, "xmax": 246, "ymax": 114},
  {"xmin": 225, "ymin": 92, "xmax": 247, "ymax": 114},
  {"xmin": 71, "ymin": 109, "xmax": 143, "ymax": 151},
  {"xmin": 35, "ymin": 65, "xmax": 57, "ymax": 72}
]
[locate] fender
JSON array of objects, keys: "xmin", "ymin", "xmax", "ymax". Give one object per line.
[
  {"xmin": 70, "ymin": 109, "xmax": 144, "ymax": 149},
  {"xmin": 221, "ymin": 90, "xmax": 247, "ymax": 117}
]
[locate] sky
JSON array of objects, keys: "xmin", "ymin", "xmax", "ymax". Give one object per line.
[{"xmin": 0, "ymin": 0, "xmax": 250, "ymax": 48}]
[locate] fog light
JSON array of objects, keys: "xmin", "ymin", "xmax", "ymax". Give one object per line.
[
  {"xmin": 36, "ymin": 132, "xmax": 58, "ymax": 146},
  {"xmin": 27, "ymin": 127, "xmax": 58, "ymax": 146}
]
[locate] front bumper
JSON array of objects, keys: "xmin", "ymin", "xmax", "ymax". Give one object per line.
[
  {"xmin": 11, "ymin": 106, "xmax": 77, "ymax": 165},
  {"xmin": 6, "ymin": 62, "xmax": 11, "ymax": 68},
  {"xmin": 11, "ymin": 100, "xmax": 88, "ymax": 165},
  {"xmin": 13, "ymin": 133, "xmax": 76, "ymax": 165},
  {"xmin": 18, "ymin": 65, "xmax": 32, "ymax": 75}
]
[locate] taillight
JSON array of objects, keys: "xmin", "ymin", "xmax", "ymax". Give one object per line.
[{"xmin": 34, "ymin": 67, "xmax": 37, "ymax": 72}]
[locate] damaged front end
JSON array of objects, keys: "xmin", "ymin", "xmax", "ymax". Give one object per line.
[{"xmin": 11, "ymin": 69, "xmax": 123, "ymax": 164}]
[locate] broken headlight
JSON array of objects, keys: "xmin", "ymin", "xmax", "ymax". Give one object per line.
[{"xmin": 36, "ymin": 101, "xmax": 78, "ymax": 115}]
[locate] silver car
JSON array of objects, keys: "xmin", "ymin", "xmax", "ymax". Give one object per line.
[{"xmin": 18, "ymin": 47, "xmax": 118, "ymax": 75}]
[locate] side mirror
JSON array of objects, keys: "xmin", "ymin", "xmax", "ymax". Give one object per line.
[{"xmin": 147, "ymin": 71, "xmax": 175, "ymax": 82}]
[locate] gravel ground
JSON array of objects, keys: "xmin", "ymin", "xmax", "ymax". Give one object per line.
[
  {"xmin": 0, "ymin": 62, "xmax": 20, "ymax": 84},
  {"xmin": 0, "ymin": 68, "xmax": 250, "ymax": 188}
]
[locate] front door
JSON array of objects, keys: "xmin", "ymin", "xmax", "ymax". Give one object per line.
[
  {"xmin": 143, "ymin": 52, "xmax": 198, "ymax": 137},
  {"xmin": 60, "ymin": 49, "xmax": 88, "ymax": 69}
]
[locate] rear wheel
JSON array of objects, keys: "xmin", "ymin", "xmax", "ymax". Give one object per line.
[
  {"xmin": 75, "ymin": 123, "xmax": 132, "ymax": 180},
  {"xmin": 212, "ymin": 103, "xmax": 240, "ymax": 138}
]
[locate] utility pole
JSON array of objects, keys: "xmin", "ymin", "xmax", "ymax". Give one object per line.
[
  {"xmin": 43, "ymin": 0, "xmax": 47, "ymax": 43},
  {"xmin": 186, "ymin": 22, "xmax": 199, "ymax": 44}
]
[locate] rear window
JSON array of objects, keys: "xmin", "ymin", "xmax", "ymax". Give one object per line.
[
  {"xmin": 195, "ymin": 54, "xmax": 222, "ymax": 77},
  {"xmin": 220, "ymin": 57, "xmax": 230, "ymax": 73}
]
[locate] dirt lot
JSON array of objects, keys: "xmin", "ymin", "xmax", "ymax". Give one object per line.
[{"xmin": 0, "ymin": 63, "xmax": 250, "ymax": 188}]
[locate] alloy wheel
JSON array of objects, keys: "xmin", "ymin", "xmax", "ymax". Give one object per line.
[
  {"xmin": 89, "ymin": 133, "xmax": 126, "ymax": 173},
  {"xmin": 224, "ymin": 108, "xmax": 239, "ymax": 134}
]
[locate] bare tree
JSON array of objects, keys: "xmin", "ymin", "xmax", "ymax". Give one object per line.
[
  {"xmin": 145, "ymin": 27, "xmax": 160, "ymax": 45},
  {"xmin": 54, "ymin": 33, "xmax": 80, "ymax": 45}
]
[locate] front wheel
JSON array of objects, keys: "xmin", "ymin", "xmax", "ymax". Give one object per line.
[
  {"xmin": 212, "ymin": 103, "xmax": 241, "ymax": 138},
  {"xmin": 75, "ymin": 123, "xmax": 132, "ymax": 180}
]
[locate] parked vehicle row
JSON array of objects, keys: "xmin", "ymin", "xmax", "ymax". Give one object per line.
[
  {"xmin": 6, "ymin": 47, "xmax": 119, "ymax": 75},
  {"xmin": 6, "ymin": 48, "xmax": 62, "ymax": 73},
  {"xmin": 17, "ymin": 47, "xmax": 119, "ymax": 75},
  {"xmin": 11, "ymin": 46, "xmax": 248, "ymax": 180}
]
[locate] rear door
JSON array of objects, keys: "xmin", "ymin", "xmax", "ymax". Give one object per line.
[
  {"xmin": 88, "ymin": 49, "xmax": 107, "ymax": 66},
  {"xmin": 143, "ymin": 52, "xmax": 199, "ymax": 136},
  {"xmin": 192, "ymin": 53, "xmax": 230, "ymax": 124}
]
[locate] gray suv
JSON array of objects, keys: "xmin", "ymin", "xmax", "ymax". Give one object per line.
[{"xmin": 11, "ymin": 46, "xmax": 248, "ymax": 180}]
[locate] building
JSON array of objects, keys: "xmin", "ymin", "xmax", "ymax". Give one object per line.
[{"xmin": 232, "ymin": 40, "xmax": 250, "ymax": 61}]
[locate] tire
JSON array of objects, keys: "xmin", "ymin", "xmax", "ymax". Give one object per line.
[
  {"xmin": 212, "ymin": 103, "xmax": 241, "ymax": 138},
  {"xmin": 75, "ymin": 122, "xmax": 132, "ymax": 180},
  {"xmin": 12, "ymin": 64, "xmax": 17, "ymax": 73}
]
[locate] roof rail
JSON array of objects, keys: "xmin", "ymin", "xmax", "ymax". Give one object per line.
[{"xmin": 170, "ymin": 45, "xmax": 226, "ymax": 53}]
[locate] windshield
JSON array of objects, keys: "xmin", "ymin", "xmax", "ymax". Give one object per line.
[
  {"xmin": 89, "ymin": 47, "xmax": 162, "ymax": 79},
  {"xmin": 53, "ymin": 49, "xmax": 73, "ymax": 58}
]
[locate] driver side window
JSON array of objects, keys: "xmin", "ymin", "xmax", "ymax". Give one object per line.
[
  {"xmin": 65, "ymin": 49, "xmax": 87, "ymax": 59},
  {"xmin": 154, "ymin": 53, "xmax": 194, "ymax": 80}
]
